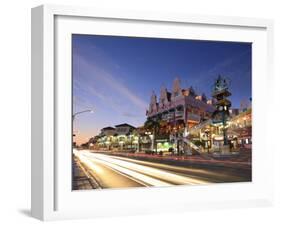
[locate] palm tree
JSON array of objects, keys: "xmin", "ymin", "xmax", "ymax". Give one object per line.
[{"xmin": 144, "ymin": 116, "xmax": 161, "ymax": 154}]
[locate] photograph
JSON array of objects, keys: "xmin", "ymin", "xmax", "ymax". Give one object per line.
[{"xmin": 72, "ymin": 34, "xmax": 252, "ymax": 190}]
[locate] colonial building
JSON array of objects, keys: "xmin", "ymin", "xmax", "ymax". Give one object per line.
[
  {"xmin": 101, "ymin": 127, "xmax": 116, "ymax": 136},
  {"xmin": 115, "ymin": 123, "xmax": 136, "ymax": 136},
  {"xmin": 188, "ymin": 105, "xmax": 252, "ymax": 152},
  {"xmin": 228, "ymin": 108, "xmax": 252, "ymax": 149},
  {"xmin": 92, "ymin": 123, "xmax": 139, "ymax": 151},
  {"xmin": 146, "ymin": 78, "xmax": 215, "ymax": 129}
]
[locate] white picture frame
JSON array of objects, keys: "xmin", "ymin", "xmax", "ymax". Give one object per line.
[{"xmin": 31, "ymin": 4, "xmax": 274, "ymax": 221}]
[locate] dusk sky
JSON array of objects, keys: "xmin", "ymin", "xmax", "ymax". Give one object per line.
[{"xmin": 73, "ymin": 34, "xmax": 252, "ymax": 145}]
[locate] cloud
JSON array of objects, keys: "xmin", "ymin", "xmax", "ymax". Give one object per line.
[
  {"xmin": 73, "ymin": 94, "xmax": 94, "ymax": 111},
  {"xmin": 73, "ymin": 52, "xmax": 148, "ymax": 112},
  {"xmin": 98, "ymin": 70, "xmax": 147, "ymax": 110},
  {"xmin": 74, "ymin": 77, "xmax": 121, "ymax": 114}
]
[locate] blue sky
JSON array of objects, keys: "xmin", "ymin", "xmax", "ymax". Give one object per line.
[{"xmin": 72, "ymin": 34, "xmax": 252, "ymax": 144}]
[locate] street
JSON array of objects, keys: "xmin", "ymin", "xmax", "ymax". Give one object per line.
[{"xmin": 73, "ymin": 149, "xmax": 251, "ymax": 189}]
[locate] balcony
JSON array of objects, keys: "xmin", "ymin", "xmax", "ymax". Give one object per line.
[
  {"xmin": 175, "ymin": 110, "xmax": 184, "ymax": 119},
  {"xmin": 162, "ymin": 113, "xmax": 169, "ymax": 121},
  {"xmin": 187, "ymin": 113, "xmax": 200, "ymax": 122},
  {"xmin": 168, "ymin": 112, "xmax": 175, "ymax": 121}
]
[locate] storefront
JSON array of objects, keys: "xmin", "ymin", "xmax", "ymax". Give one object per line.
[
  {"xmin": 237, "ymin": 127, "xmax": 252, "ymax": 148},
  {"xmin": 156, "ymin": 139, "xmax": 173, "ymax": 153}
]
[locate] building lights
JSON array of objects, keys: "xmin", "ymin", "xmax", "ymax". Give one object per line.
[{"xmin": 89, "ymin": 77, "xmax": 252, "ymax": 155}]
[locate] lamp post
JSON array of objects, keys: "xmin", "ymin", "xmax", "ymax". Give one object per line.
[
  {"xmin": 72, "ymin": 109, "xmax": 93, "ymax": 122},
  {"xmin": 72, "ymin": 109, "xmax": 93, "ymax": 147}
]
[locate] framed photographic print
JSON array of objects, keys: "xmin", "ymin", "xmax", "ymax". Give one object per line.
[{"xmin": 31, "ymin": 4, "xmax": 274, "ymax": 221}]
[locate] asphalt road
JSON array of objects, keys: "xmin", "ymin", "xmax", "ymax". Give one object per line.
[{"xmin": 73, "ymin": 150, "xmax": 251, "ymax": 189}]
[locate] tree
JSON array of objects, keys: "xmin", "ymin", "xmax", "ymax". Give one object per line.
[
  {"xmin": 81, "ymin": 142, "xmax": 89, "ymax": 149},
  {"xmin": 144, "ymin": 116, "xmax": 161, "ymax": 154}
]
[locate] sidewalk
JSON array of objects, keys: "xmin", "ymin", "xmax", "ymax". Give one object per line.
[{"xmin": 72, "ymin": 156, "xmax": 100, "ymax": 190}]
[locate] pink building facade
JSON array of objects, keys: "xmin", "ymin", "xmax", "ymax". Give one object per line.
[{"xmin": 146, "ymin": 78, "xmax": 215, "ymax": 129}]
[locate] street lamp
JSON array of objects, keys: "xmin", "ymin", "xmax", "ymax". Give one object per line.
[
  {"xmin": 72, "ymin": 109, "xmax": 93, "ymax": 146},
  {"xmin": 72, "ymin": 109, "xmax": 93, "ymax": 122}
]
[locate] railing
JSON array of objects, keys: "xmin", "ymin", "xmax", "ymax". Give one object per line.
[
  {"xmin": 175, "ymin": 110, "xmax": 184, "ymax": 118},
  {"xmin": 168, "ymin": 112, "xmax": 175, "ymax": 121},
  {"xmin": 187, "ymin": 113, "xmax": 200, "ymax": 122},
  {"xmin": 162, "ymin": 114, "xmax": 169, "ymax": 121},
  {"xmin": 188, "ymin": 119, "xmax": 212, "ymax": 134}
]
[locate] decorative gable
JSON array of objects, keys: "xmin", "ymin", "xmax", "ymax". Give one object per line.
[
  {"xmin": 159, "ymin": 86, "xmax": 170, "ymax": 108},
  {"xmin": 171, "ymin": 77, "xmax": 182, "ymax": 101},
  {"xmin": 149, "ymin": 91, "xmax": 158, "ymax": 113}
]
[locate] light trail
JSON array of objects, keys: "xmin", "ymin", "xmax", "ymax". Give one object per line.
[
  {"xmin": 88, "ymin": 156, "xmax": 171, "ymax": 187},
  {"xmin": 75, "ymin": 150, "xmax": 171, "ymax": 187},
  {"xmin": 74, "ymin": 150, "xmax": 209, "ymax": 187},
  {"xmin": 102, "ymin": 154, "xmax": 226, "ymax": 178}
]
